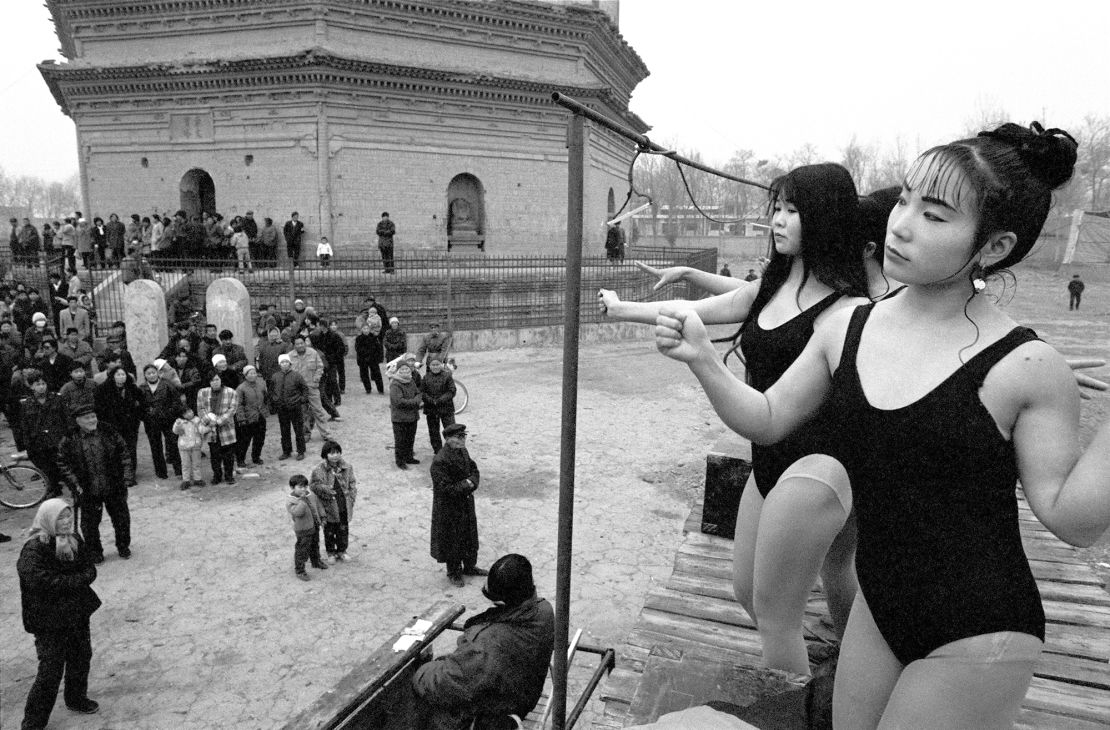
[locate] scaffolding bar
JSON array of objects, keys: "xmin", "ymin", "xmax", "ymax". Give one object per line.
[{"xmin": 550, "ymin": 92, "xmax": 770, "ymax": 191}]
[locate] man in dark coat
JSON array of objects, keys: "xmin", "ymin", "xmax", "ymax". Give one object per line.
[
  {"xmin": 429, "ymin": 423, "xmax": 486, "ymax": 587},
  {"xmin": 283, "ymin": 212, "xmax": 304, "ymax": 266},
  {"xmin": 604, "ymin": 221, "xmax": 625, "ymax": 263},
  {"xmin": 36, "ymin": 339, "xmax": 75, "ymax": 393},
  {"xmin": 413, "ymin": 554, "xmax": 555, "ymax": 729},
  {"xmin": 1068, "ymin": 273, "xmax": 1085, "ymax": 310},
  {"xmin": 376, "ymin": 212, "xmax": 396, "ymax": 274},
  {"xmin": 19, "ymin": 217, "xmax": 41, "ymax": 265},
  {"xmin": 270, "ymin": 354, "xmax": 308, "ymax": 460},
  {"xmin": 56, "ymin": 405, "xmax": 136, "ymax": 563},
  {"xmin": 19, "ymin": 370, "xmax": 69, "ymax": 496}
]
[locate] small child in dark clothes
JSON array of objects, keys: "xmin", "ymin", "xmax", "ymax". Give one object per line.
[{"xmin": 287, "ymin": 474, "xmax": 328, "ymax": 580}]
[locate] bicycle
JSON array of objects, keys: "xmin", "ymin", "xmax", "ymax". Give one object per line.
[
  {"xmin": 0, "ymin": 453, "xmax": 51, "ymax": 510},
  {"xmin": 446, "ymin": 358, "xmax": 469, "ymax": 415}
]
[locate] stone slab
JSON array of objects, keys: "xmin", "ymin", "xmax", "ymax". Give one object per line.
[
  {"xmin": 123, "ymin": 278, "xmax": 168, "ymax": 372},
  {"xmin": 205, "ymin": 277, "xmax": 254, "ymax": 364}
]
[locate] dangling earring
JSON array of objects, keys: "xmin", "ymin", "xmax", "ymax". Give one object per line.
[{"xmin": 969, "ymin": 260, "xmax": 986, "ymax": 294}]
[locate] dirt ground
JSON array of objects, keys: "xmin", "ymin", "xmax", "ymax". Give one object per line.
[
  {"xmin": 0, "ymin": 261, "xmax": 1106, "ymax": 729},
  {"xmin": 0, "ymin": 339, "xmax": 725, "ymax": 729}
]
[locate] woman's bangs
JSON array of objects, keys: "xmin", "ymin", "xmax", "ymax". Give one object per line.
[{"xmin": 905, "ymin": 150, "xmax": 977, "ymax": 214}]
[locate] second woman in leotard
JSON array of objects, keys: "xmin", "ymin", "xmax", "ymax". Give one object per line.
[{"xmin": 600, "ymin": 163, "xmax": 869, "ymax": 674}]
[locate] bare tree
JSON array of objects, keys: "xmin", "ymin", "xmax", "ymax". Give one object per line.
[
  {"xmin": 1076, "ymin": 114, "xmax": 1110, "ymax": 211},
  {"xmin": 785, "ymin": 143, "xmax": 820, "ymax": 169},
  {"xmin": 840, "ymin": 135, "xmax": 878, "ymax": 192},
  {"xmin": 961, "ymin": 98, "xmax": 1010, "ymax": 138}
]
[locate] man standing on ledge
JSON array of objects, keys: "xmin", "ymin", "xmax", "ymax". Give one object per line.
[
  {"xmin": 429, "ymin": 423, "xmax": 486, "ymax": 587},
  {"xmin": 376, "ymin": 212, "xmax": 396, "ymax": 274},
  {"xmin": 283, "ymin": 212, "xmax": 304, "ymax": 267}
]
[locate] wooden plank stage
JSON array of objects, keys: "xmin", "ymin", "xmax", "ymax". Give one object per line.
[{"xmin": 592, "ymin": 495, "xmax": 1110, "ymax": 729}]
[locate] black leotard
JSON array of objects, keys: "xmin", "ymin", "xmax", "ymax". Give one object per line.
[
  {"xmin": 822, "ymin": 304, "xmax": 1044, "ymax": 665},
  {"xmin": 739, "ymin": 291, "xmax": 843, "ymax": 497}
]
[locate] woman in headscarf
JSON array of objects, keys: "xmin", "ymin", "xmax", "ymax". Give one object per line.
[
  {"xmin": 17, "ymin": 499, "xmax": 102, "ymax": 727},
  {"xmin": 382, "ymin": 316, "xmax": 408, "ymax": 363}
]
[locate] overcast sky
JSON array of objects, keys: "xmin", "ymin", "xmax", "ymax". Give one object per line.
[{"xmin": 4, "ymin": 0, "xmax": 1110, "ymax": 182}]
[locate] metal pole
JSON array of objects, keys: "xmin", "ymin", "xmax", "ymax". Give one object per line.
[
  {"xmin": 553, "ymin": 112, "xmax": 586, "ymax": 730},
  {"xmin": 39, "ymin": 250, "xmax": 55, "ymax": 325},
  {"xmin": 551, "ymin": 92, "xmax": 769, "ymax": 191},
  {"xmin": 446, "ymin": 251, "xmax": 454, "ymax": 335}
]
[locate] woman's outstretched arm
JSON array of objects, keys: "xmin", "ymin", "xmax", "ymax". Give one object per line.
[
  {"xmin": 599, "ymin": 282, "xmax": 758, "ymax": 326},
  {"xmin": 633, "ymin": 261, "xmax": 748, "ymax": 296},
  {"xmin": 654, "ymin": 306, "xmax": 837, "ymax": 443}
]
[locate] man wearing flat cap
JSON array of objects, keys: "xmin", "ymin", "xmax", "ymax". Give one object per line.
[
  {"xmin": 57, "ymin": 404, "xmax": 135, "ymax": 563},
  {"xmin": 429, "ymin": 423, "xmax": 487, "ymax": 587},
  {"xmin": 413, "ymin": 553, "xmax": 555, "ymax": 728}
]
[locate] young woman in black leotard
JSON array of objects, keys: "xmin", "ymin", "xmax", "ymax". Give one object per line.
[
  {"xmin": 599, "ymin": 163, "xmax": 869, "ymax": 674},
  {"xmin": 655, "ymin": 123, "xmax": 1110, "ymax": 728}
]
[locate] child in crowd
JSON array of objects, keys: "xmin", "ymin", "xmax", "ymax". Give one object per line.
[
  {"xmin": 172, "ymin": 405, "xmax": 209, "ymax": 490},
  {"xmin": 317, "ymin": 236, "xmax": 333, "ymax": 267},
  {"xmin": 309, "ymin": 440, "xmax": 357, "ymax": 562},
  {"xmin": 287, "ymin": 474, "xmax": 328, "ymax": 581},
  {"xmin": 232, "ymin": 225, "xmax": 252, "ymax": 273}
]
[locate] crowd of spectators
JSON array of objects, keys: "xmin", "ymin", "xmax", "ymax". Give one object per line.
[{"xmin": 8, "ymin": 209, "xmax": 320, "ymax": 273}]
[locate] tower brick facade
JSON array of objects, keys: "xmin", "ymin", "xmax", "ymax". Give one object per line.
[{"xmin": 39, "ymin": 0, "xmax": 649, "ymax": 255}]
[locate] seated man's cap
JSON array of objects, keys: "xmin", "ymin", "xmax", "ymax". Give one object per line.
[
  {"xmin": 443, "ymin": 423, "xmax": 467, "ymax": 437},
  {"xmin": 72, "ymin": 404, "xmax": 97, "ymax": 417},
  {"xmin": 482, "ymin": 554, "xmax": 535, "ymax": 605}
]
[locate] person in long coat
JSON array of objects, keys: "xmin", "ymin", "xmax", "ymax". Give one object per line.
[
  {"xmin": 18, "ymin": 499, "xmax": 103, "ymax": 728},
  {"xmin": 429, "ymin": 423, "xmax": 486, "ymax": 587}
]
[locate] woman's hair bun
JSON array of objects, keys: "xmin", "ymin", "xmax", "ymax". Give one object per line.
[{"xmin": 978, "ymin": 122, "xmax": 1078, "ymax": 190}]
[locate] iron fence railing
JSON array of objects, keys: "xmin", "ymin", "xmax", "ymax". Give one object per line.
[{"xmin": 30, "ymin": 246, "xmax": 717, "ymax": 339}]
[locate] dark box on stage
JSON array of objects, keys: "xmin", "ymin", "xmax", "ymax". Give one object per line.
[{"xmin": 702, "ymin": 433, "xmax": 752, "ymax": 538}]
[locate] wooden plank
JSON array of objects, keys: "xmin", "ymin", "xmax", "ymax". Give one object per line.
[
  {"xmin": 1024, "ymin": 676, "xmax": 1110, "ymax": 725},
  {"xmin": 1043, "ymin": 622, "xmax": 1110, "ymax": 663},
  {"xmin": 1043, "ymin": 599, "xmax": 1110, "ymax": 628},
  {"xmin": 645, "ymin": 588, "xmax": 753, "ymax": 630},
  {"xmin": 598, "ymin": 666, "xmax": 641, "ymax": 705},
  {"xmin": 624, "ymin": 625, "xmax": 764, "ymax": 666},
  {"xmin": 1015, "ymin": 707, "xmax": 1110, "ymax": 730},
  {"xmin": 683, "ymin": 500, "xmax": 704, "ymax": 535},
  {"xmin": 637, "ymin": 608, "xmax": 765, "ymax": 658},
  {"xmin": 666, "ymin": 570, "xmax": 736, "ymax": 602},
  {"xmin": 1037, "ymin": 581, "xmax": 1110, "ymax": 608},
  {"xmin": 1033, "ymin": 652, "xmax": 1110, "ymax": 692}
]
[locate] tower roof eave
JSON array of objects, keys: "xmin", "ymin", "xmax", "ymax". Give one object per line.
[{"xmin": 36, "ymin": 50, "xmax": 641, "ymax": 118}]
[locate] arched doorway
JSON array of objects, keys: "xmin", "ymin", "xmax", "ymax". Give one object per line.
[
  {"xmin": 180, "ymin": 168, "xmax": 215, "ymax": 219},
  {"xmin": 447, "ymin": 173, "xmax": 485, "ymax": 250}
]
